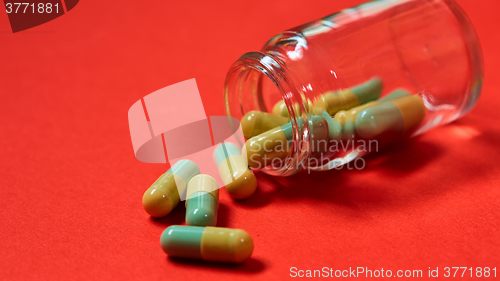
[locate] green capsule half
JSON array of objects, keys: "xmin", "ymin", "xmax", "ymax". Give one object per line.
[{"xmin": 185, "ymin": 174, "xmax": 219, "ymax": 226}]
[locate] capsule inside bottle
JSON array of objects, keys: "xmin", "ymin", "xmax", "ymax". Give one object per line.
[
  {"xmin": 313, "ymin": 77, "xmax": 383, "ymax": 115},
  {"xmin": 355, "ymin": 94, "xmax": 425, "ymax": 140},
  {"xmin": 334, "ymin": 89, "xmax": 411, "ymax": 126},
  {"xmin": 243, "ymin": 126, "xmax": 291, "ymax": 169},
  {"xmin": 272, "ymin": 98, "xmax": 314, "ymax": 119},
  {"xmin": 241, "ymin": 110, "xmax": 289, "ymax": 139},
  {"xmin": 242, "ymin": 116, "xmax": 329, "ymax": 169}
]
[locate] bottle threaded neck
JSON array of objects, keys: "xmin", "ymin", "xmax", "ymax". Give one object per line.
[{"xmin": 224, "ymin": 51, "xmax": 312, "ymax": 176}]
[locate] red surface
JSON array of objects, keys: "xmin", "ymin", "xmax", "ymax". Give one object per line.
[{"xmin": 0, "ymin": 0, "xmax": 499, "ymax": 280}]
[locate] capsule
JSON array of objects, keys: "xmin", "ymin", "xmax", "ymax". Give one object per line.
[
  {"xmin": 185, "ymin": 174, "xmax": 219, "ymax": 226},
  {"xmin": 313, "ymin": 77, "xmax": 383, "ymax": 115},
  {"xmin": 247, "ymin": 90, "xmax": 410, "ymax": 166},
  {"xmin": 241, "ymin": 110, "xmax": 289, "ymax": 139},
  {"xmin": 142, "ymin": 160, "xmax": 200, "ymax": 218},
  {"xmin": 161, "ymin": 225, "xmax": 254, "ymax": 263},
  {"xmin": 334, "ymin": 89, "xmax": 411, "ymax": 126},
  {"xmin": 243, "ymin": 125, "xmax": 291, "ymax": 169},
  {"xmin": 272, "ymin": 100, "xmax": 290, "ymax": 118},
  {"xmin": 355, "ymin": 94, "xmax": 425, "ymax": 139},
  {"xmin": 243, "ymin": 114, "xmax": 332, "ymax": 167},
  {"xmin": 325, "ymin": 89, "xmax": 410, "ymax": 140},
  {"xmin": 272, "ymin": 98, "xmax": 314, "ymax": 118},
  {"xmin": 214, "ymin": 143, "xmax": 257, "ymax": 199}
]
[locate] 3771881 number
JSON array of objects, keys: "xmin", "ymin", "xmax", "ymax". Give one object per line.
[
  {"xmin": 5, "ymin": 3, "xmax": 60, "ymax": 14},
  {"xmin": 443, "ymin": 267, "xmax": 496, "ymax": 278}
]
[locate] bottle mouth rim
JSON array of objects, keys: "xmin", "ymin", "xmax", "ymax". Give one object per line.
[{"xmin": 224, "ymin": 51, "xmax": 310, "ymax": 176}]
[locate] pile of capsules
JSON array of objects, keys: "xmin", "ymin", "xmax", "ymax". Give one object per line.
[
  {"xmin": 142, "ymin": 77, "xmax": 425, "ymax": 263},
  {"xmin": 241, "ymin": 78, "xmax": 425, "ymax": 168},
  {"xmin": 143, "ymin": 144, "xmax": 257, "ymax": 264}
]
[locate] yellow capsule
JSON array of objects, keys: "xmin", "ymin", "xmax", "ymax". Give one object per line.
[
  {"xmin": 214, "ymin": 143, "xmax": 257, "ymax": 199},
  {"xmin": 272, "ymin": 98, "xmax": 314, "ymax": 118},
  {"xmin": 241, "ymin": 110, "xmax": 289, "ymax": 139},
  {"xmin": 161, "ymin": 225, "xmax": 254, "ymax": 263},
  {"xmin": 272, "ymin": 100, "xmax": 289, "ymax": 117},
  {"xmin": 142, "ymin": 160, "xmax": 199, "ymax": 218}
]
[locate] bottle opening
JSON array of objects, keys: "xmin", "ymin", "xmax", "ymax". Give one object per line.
[{"xmin": 224, "ymin": 52, "xmax": 309, "ymax": 176}]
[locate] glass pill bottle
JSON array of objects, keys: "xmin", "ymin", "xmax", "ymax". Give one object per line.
[{"xmin": 224, "ymin": 0, "xmax": 483, "ymax": 176}]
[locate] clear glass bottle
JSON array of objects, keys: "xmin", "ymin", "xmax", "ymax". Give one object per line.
[{"xmin": 224, "ymin": 0, "xmax": 483, "ymax": 176}]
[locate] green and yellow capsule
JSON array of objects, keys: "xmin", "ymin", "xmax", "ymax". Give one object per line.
[
  {"xmin": 243, "ymin": 125, "xmax": 291, "ymax": 169},
  {"xmin": 185, "ymin": 174, "xmax": 219, "ymax": 226},
  {"xmin": 214, "ymin": 143, "xmax": 257, "ymax": 199},
  {"xmin": 142, "ymin": 160, "xmax": 199, "ymax": 218},
  {"xmin": 320, "ymin": 89, "xmax": 412, "ymax": 141},
  {"xmin": 161, "ymin": 225, "xmax": 254, "ymax": 263},
  {"xmin": 334, "ymin": 89, "xmax": 410, "ymax": 126},
  {"xmin": 355, "ymin": 94, "xmax": 426, "ymax": 139},
  {"xmin": 313, "ymin": 77, "xmax": 383, "ymax": 115},
  {"xmin": 242, "ymin": 115, "xmax": 328, "ymax": 168},
  {"xmin": 241, "ymin": 110, "xmax": 289, "ymax": 139}
]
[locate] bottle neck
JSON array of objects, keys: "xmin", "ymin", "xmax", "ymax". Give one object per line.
[{"xmin": 224, "ymin": 51, "xmax": 313, "ymax": 176}]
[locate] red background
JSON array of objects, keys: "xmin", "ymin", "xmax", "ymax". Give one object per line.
[{"xmin": 0, "ymin": 0, "xmax": 499, "ymax": 280}]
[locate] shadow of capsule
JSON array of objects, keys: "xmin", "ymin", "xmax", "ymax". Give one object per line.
[
  {"xmin": 212, "ymin": 202, "xmax": 231, "ymax": 227},
  {"xmin": 166, "ymin": 256, "xmax": 267, "ymax": 273},
  {"xmin": 149, "ymin": 204, "xmax": 186, "ymax": 227},
  {"xmin": 148, "ymin": 201, "xmax": 232, "ymax": 228}
]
